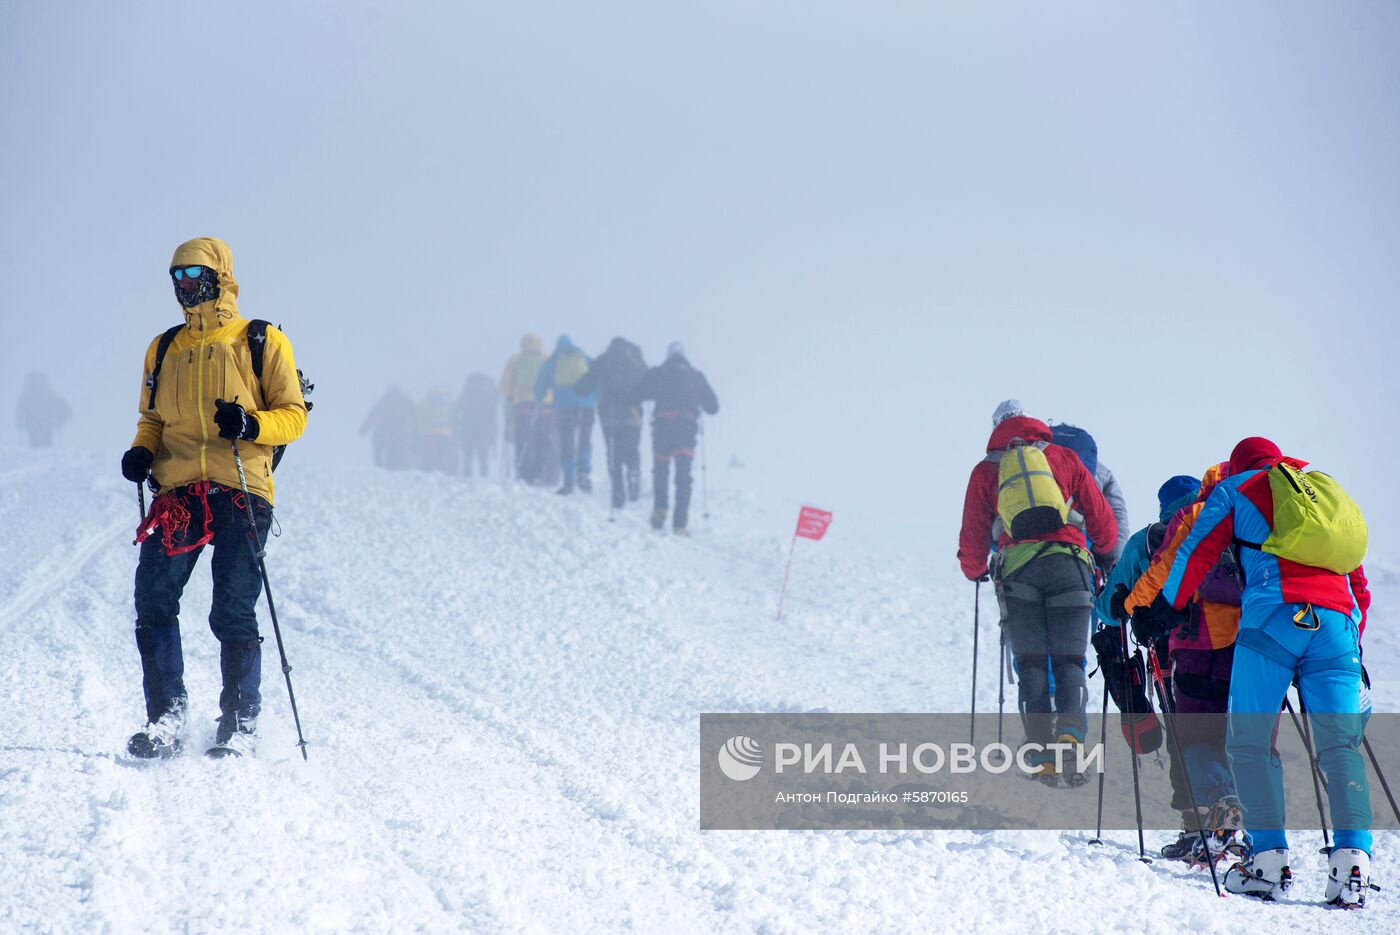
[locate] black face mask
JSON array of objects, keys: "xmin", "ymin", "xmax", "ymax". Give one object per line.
[{"xmin": 172, "ymin": 267, "xmax": 221, "ymax": 309}]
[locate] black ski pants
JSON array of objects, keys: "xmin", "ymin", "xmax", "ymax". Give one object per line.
[
  {"xmin": 603, "ymin": 422, "xmax": 642, "ymax": 509},
  {"xmin": 652, "ymin": 415, "xmax": 698, "ymax": 529},
  {"xmin": 996, "ymin": 551, "xmax": 1094, "ymax": 742}
]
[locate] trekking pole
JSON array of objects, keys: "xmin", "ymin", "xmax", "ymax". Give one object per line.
[
  {"xmin": 1088, "ymin": 678, "xmax": 1108, "ymax": 846},
  {"xmin": 1283, "ymin": 693, "xmax": 1331, "ymax": 853},
  {"xmin": 997, "ymin": 625, "xmax": 1006, "ymax": 745},
  {"xmin": 970, "ymin": 581, "xmax": 981, "ymax": 745},
  {"xmin": 1117, "ymin": 623, "xmax": 1150, "ymax": 863},
  {"xmin": 1146, "ymin": 643, "xmax": 1222, "ymax": 897},
  {"xmin": 1362, "ymin": 736, "xmax": 1400, "ymax": 825},
  {"xmin": 700, "ymin": 419, "xmax": 710, "ymax": 524},
  {"xmin": 231, "ymin": 439, "xmax": 310, "ymax": 762}
]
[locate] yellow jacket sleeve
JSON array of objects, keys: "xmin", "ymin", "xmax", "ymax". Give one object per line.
[
  {"xmin": 248, "ymin": 327, "xmax": 308, "ymax": 447},
  {"xmin": 131, "ymin": 335, "xmax": 164, "ymax": 453}
]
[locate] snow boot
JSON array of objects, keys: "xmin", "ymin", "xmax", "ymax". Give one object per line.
[
  {"xmin": 1325, "ymin": 847, "xmax": 1373, "ymax": 909},
  {"xmin": 1055, "ymin": 729, "xmax": 1091, "ymax": 787},
  {"xmin": 1207, "ymin": 794, "xmax": 1243, "ymax": 834},
  {"xmin": 556, "ymin": 482, "xmax": 574, "ymax": 496},
  {"xmin": 626, "ymin": 467, "xmax": 640, "ymax": 502},
  {"xmin": 577, "ymin": 474, "xmax": 592, "ymax": 494},
  {"xmin": 1160, "ymin": 810, "xmax": 1206, "ymax": 860},
  {"xmin": 207, "ymin": 716, "xmax": 258, "ymax": 759},
  {"xmin": 673, "ymin": 526, "xmax": 690, "ymax": 537},
  {"xmin": 1224, "ymin": 847, "xmax": 1292, "ymax": 899},
  {"xmin": 127, "ymin": 697, "xmax": 187, "ymax": 759},
  {"xmin": 650, "ymin": 508, "xmax": 666, "ymax": 531},
  {"xmin": 1022, "ymin": 745, "xmax": 1058, "ymax": 786}
]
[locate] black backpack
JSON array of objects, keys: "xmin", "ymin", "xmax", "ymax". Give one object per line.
[{"xmin": 145, "ymin": 319, "xmax": 314, "ymax": 470}]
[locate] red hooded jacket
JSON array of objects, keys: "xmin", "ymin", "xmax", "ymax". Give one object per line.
[{"xmin": 958, "ymin": 416, "xmax": 1119, "ymax": 580}]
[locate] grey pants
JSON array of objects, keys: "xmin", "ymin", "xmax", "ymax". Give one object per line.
[{"xmin": 996, "ymin": 552, "xmax": 1094, "ymax": 742}]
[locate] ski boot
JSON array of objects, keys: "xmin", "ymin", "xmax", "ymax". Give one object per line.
[
  {"xmin": 1325, "ymin": 847, "xmax": 1373, "ymax": 909},
  {"xmin": 207, "ymin": 716, "xmax": 258, "ymax": 759},
  {"xmin": 127, "ymin": 698, "xmax": 187, "ymax": 759},
  {"xmin": 650, "ymin": 508, "xmax": 666, "ymax": 531},
  {"xmin": 1224, "ymin": 847, "xmax": 1292, "ymax": 899}
]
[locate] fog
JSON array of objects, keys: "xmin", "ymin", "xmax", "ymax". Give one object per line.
[{"xmin": 4, "ymin": 1, "xmax": 1398, "ymax": 565}]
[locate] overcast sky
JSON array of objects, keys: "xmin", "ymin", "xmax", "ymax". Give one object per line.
[{"xmin": 3, "ymin": 1, "xmax": 1397, "ymax": 566}]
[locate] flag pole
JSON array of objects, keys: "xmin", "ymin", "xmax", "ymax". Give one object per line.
[{"xmin": 776, "ymin": 532, "xmax": 798, "ymax": 621}]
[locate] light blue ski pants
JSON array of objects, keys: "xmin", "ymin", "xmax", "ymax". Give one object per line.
[{"xmin": 1226, "ymin": 603, "xmax": 1370, "ymax": 854}]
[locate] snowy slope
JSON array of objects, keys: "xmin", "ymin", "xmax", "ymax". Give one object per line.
[{"xmin": 0, "ymin": 447, "xmax": 1393, "ymax": 933}]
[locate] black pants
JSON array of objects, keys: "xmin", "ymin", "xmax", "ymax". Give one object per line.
[
  {"xmin": 133, "ymin": 485, "xmax": 270, "ymax": 721},
  {"xmin": 513, "ymin": 403, "xmax": 546, "ymax": 483},
  {"xmin": 652, "ymin": 416, "xmax": 698, "ymax": 529},
  {"xmin": 603, "ymin": 422, "xmax": 642, "ymax": 508},
  {"xmin": 996, "ymin": 552, "xmax": 1094, "ymax": 741}
]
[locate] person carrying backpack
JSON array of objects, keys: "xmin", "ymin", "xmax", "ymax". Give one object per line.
[
  {"xmin": 1100, "ymin": 469, "xmax": 1245, "ymax": 862},
  {"xmin": 359, "ymin": 385, "xmax": 418, "ymax": 470},
  {"xmin": 500, "ymin": 334, "xmax": 548, "ymax": 484},
  {"xmin": 958, "ymin": 407, "xmax": 1117, "ymax": 783},
  {"xmin": 120, "ymin": 237, "xmax": 308, "ymax": 759},
  {"xmin": 454, "ymin": 373, "xmax": 499, "ymax": 478},
  {"xmin": 1159, "ymin": 436, "xmax": 1373, "ymax": 906},
  {"xmin": 630, "ymin": 342, "xmax": 718, "ymax": 535},
  {"xmin": 575, "ymin": 337, "xmax": 647, "ymax": 511},
  {"xmin": 1048, "ymin": 421, "xmax": 1131, "ymax": 568},
  {"xmin": 534, "ymin": 335, "xmax": 596, "ymax": 495}
]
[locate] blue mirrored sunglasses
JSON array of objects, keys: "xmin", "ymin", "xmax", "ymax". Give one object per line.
[{"xmin": 171, "ymin": 266, "xmax": 206, "ymax": 281}]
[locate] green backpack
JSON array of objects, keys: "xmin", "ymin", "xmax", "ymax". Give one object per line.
[
  {"xmin": 1239, "ymin": 463, "xmax": 1367, "ymax": 574},
  {"xmin": 995, "ymin": 443, "xmax": 1070, "ymax": 539},
  {"xmin": 553, "ymin": 351, "xmax": 589, "ymax": 388}
]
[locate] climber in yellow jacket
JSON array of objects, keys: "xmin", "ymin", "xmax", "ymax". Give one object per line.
[{"xmin": 120, "ymin": 237, "xmax": 307, "ymax": 760}]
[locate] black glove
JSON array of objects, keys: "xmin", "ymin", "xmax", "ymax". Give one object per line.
[
  {"xmin": 121, "ymin": 446, "xmax": 153, "ymax": 483},
  {"xmin": 1130, "ymin": 593, "xmax": 1182, "ymax": 644},
  {"xmin": 214, "ymin": 398, "xmax": 259, "ymax": 441},
  {"xmin": 1108, "ymin": 583, "xmax": 1130, "ymax": 624},
  {"xmin": 971, "ymin": 572, "xmax": 991, "ymax": 583},
  {"xmin": 1094, "ymin": 551, "xmax": 1116, "ymax": 573}
]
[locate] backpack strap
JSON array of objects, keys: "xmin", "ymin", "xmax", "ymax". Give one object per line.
[
  {"xmin": 246, "ymin": 319, "xmax": 270, "ymax": 384},
  {"xmin": 145, "ymin": 324, "xmax": 185, "ymax": 410}
]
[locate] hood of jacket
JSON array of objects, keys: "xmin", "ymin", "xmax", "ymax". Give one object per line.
[
  {"xmin": 171, "ymin": 236, "xmax": 241, "ymax": 333},
  {"xmin": 985, "ymin": 415, "xmax": 1052, "ymax": 453},
  {"xmin": 606, "ymin": 336, "xmax": 640, "ymax": 358},
  {"xmin": 555, "ymin": 334, "xmax": 578, "ymax": 354}
]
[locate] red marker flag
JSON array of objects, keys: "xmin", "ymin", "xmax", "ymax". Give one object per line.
[
  {"xmin": 777, "ymin": 505, "xmax": 833, "ymax": 620},
  {"xmin": 795, "ymin": 506, "xmax": 833, "ymax": 541}
]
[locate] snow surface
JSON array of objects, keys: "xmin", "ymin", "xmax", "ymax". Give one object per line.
[{"xmin": 1, "ymin": 447, "xmax": 1394, "ymax": 933}]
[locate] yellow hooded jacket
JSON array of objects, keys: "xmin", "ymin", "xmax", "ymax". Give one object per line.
[{"xmin": 132, "ymin": 237, "xmax": 306, "ymax": 504}]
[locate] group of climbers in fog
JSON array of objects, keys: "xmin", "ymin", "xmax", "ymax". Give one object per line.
[{"xmin": 361, "ymin": 334, "xmax": 718, "ymax": 535}]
